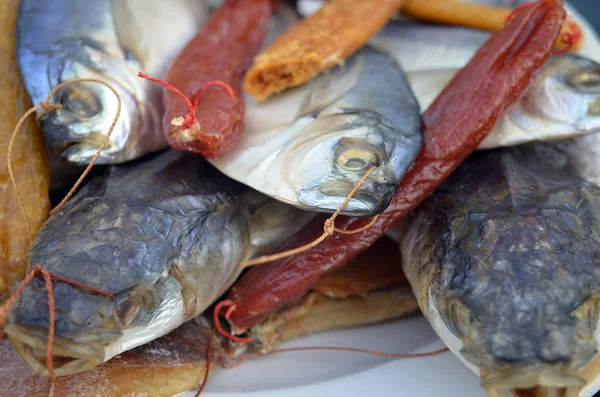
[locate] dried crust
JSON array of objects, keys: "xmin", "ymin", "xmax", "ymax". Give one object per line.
[
  {"xmin": 0, "ymin": 0, "xmax": 50, "ymax": 296},
  {"xmin": 243, "ymin": 0, "xmax": 405, "ymax": 100}
]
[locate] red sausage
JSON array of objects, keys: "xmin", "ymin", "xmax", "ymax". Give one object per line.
[
  {"xmin": 162, "ymin": 0, "xmax": 273, "ymax": 158},
  {"xmin": 225, "ymin": 0, "xmax": 566, "ymax": 332}
]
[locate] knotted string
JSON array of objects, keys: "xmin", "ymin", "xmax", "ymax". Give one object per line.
[
  {"xmin": 138, "ymin": 72, "xmax": 235, "ymax": 130},
  {"xmin": 238, "ymin": 165, "xmax": 379, "ymax": 269},
  {"xmin": 7, "ymin": 78, "xmax": 122, "ymax": 248},
  {"xmin": 214, "ymin": 300, "xmax": 252, "ymax": 344}
]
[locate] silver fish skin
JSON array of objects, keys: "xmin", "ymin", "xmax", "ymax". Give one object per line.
[
  {"xmin": 399, "ymin": 144, "xmax": 600, "ymax": 397},
  {"xmin": 407, "ymin": 54, "xmax": 600, "ymax": 149},
  {"xmin": 211, "ymin": 45, "xmax": 422, "ymax": 217},
  {"xmin": 5, "ymin": 150, "xmax": 314, "ymax": 377},
  {"xmin": 369, "ymin": 20, "xmax": 489, "ymax": 73},
  {"xmin": 16, "ymin": 0, "xmax": 207, "ymax": 165}
]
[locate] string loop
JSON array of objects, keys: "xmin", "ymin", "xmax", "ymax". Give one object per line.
[
  {"xmin": 213, "ymin": 300, "xmax": 252, "ymax": 344},
  {"xmin": 138, "ymin": 72, "xmax": 235, "ymax": 130}
]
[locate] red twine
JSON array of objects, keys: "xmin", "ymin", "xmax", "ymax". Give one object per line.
[
  {"xmin": 195, "ymin": 326, "xmax": 216, "ymax": 397},
  {"xmin": 137, "ymin": 72, "xmax": 235, "ymax": 130},
  {"xmin": 213, "ymin": 300, "xmax": 252, "ymax": 344},
  {"xmin": 223, "ymin": 345, "xmax": 450, "ymax": 369},
  {"xmin": 554, "ymin": 16, "xmax": 583, "ymax": 55}
]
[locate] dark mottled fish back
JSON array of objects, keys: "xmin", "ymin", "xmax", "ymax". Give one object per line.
[
  {"xmin": 13, "ymin": 151, "xmax": 250, "ymax": 336},
  {"xmin": 404, "ymin": 143, "xmax": 600, "ymax": 371}
]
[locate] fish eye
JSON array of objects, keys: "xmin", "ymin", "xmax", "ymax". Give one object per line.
[
  {"xmin": 115, "ymin": 297, "xmax": 141, "ymax": 327},
  {"xmin": 60, "ymin": 85, "xmax": 102, "ymax": 119},
  {"xmin": 567, "ymin": 69, "xmax": 600, "ymax": 93},
  {"xmin": 115, "ymin": 287, "xmax": 158, "ymax": 327},
  {"xmin": 335, "ymin": 145, "xmax": 380, "ymax": 172},
  {"xmin": 444, "ymin": 297, "xmax": 472, "ymax": 339}
]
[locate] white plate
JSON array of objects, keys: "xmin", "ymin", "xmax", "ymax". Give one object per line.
[
  {"xmin": 185, "ymin": 4, "xmax": 600, "ymax": 397},
  {"xmin": 190, "ymin": 315, "xmax": 485, "ymax": 397}
]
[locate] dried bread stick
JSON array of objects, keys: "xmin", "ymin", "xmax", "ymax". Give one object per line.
[{"xmin": 243, "ymin": 0, "xmax": 405, "ymax": 101}]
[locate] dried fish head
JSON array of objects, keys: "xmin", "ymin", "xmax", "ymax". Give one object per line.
[
  {"xmin": 277, "ymin": 109, "xmax": 404, "ymax": 216},
  {"xmin": 16, "ymin": 0, "xmax": 207, "ymax": 165},
  {"xmin": 406, "ymin": 55, "xmax": 600, "ymax": 150},
  {"xmin": 212, "ymin": 46, "xmax": 422, "ymax": 217},
  {"xmin": 6, "ymin": 282, "xmax": 120, "ymax": 376},
  {"xmin": 38, "ymin": 66, "xmax": 144, "ymax": 165},
  {"xmin": 5, "ymin": 261, "xmax": 199, "ymax": 377},
  {"xmin": 5, "ymin": 151, "xmax": 313, "ymax": 376}
]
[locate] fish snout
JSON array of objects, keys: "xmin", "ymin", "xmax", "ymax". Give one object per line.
[
  {"xmin": 481, "ymin": 368, "xmax": 586, "ymax": 397},
  {"xmin": 41, "ymin": 111, "xmax": 121, "ymax": 165},
  {"xmin": 316, "ymin": 179, "xmax": 396, "ymax": 216},
  {"xmin": 479, "ymin": 327, "xmax": 590, "ymax": 397},
  {"xmin": 4, "ymin": 279, "xmax": 122, "ymax": 375},
  {"xmin": 4, "ymin": 324, "xmax": 115, "ymax": 376}
]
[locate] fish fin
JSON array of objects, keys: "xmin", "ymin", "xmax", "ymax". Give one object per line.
[
  {"xmin": 170, "ymin": 265, "xmax": 201, "ymax": 318},
  {"xmin": 296, "ymin": 53, "xmax": 365, "ymax": 118},
  {"xmin": 246, "ymin": 196, "xmax": 315, "ymax": 256},
  {"xmin": 571, "ymin": 296, "xmax": 600, "ymax": 333},
  {"xmin": 581, "ymin": 351, "xmax": 600, "ymax": 397}
]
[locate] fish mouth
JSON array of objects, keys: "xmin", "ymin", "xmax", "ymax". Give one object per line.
[
  {"xmin": 60, "ymin": 141, "xmax": 115, "ymax": 165},
  {"xmin": 54, "ymin": 140, "xmax": 79, "ymax": 157},
  {"xmin": 51, "ymin": 134, "xmax": 117, "ymax": 165},
  {"xmin": 482, "ymin": 368, "xmax": 586, "ymax": 397},
  {"xmin": 317, "ymin": 180, "xmax": 394, "ymax": 216},
  {"xmin": 5, "ymin": 324, "xmax": 109, "ymax": 376}
]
